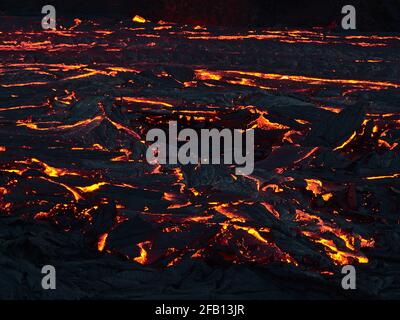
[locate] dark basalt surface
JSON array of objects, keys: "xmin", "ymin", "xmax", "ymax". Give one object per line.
[
  {"xmin": 1, "ymin": 0, "xmax": 400, "ymax": 31},
  {"xmin": 0, "ymin": 17, "xmax": 400, "ymax": 299}
]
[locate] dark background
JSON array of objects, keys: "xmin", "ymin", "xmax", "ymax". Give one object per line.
[{"xmin": 0, "ymin": 0, "xmax": 399, "ymax": 30}]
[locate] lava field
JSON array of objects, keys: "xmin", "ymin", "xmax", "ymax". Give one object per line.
[{"xmin": 0, "ymin": 16, "xmax": 400, "ymax": 299}]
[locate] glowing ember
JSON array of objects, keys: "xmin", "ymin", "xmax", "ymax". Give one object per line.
[
  {"xmin": 132, "ymin": 15, "xmax": 149, "ymax": 24},
  {"xmin": 133, "ymin": 241, "xmax": 152, "ymax": 264},
  {"xmin": 97, "ymin": 233, "xmax": 109, "ymax": 252},
  {"xmin": 305, "ymin": 179, "xmax": 323, "ymax": 196}
]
